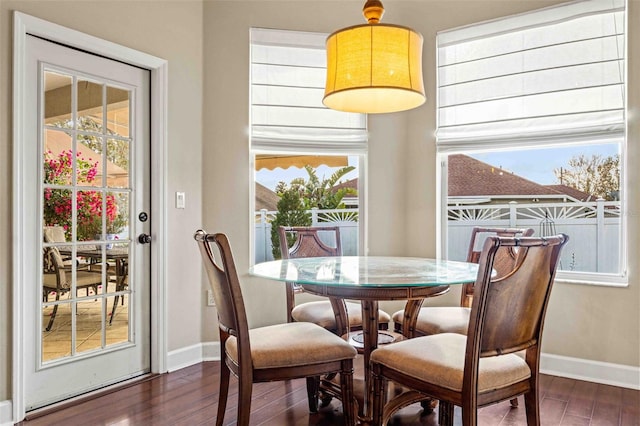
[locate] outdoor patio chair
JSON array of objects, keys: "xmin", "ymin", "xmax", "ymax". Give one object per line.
[
  {"xmin": 195, "ymin": 230, "xmax": 357, "ymax": 426},
  {"xmin": 42, "ymin": 246, "xmax": 103, "ymax": 331},
  {"xmin": 278, "ymin": 226, "xmax": 390, "ymax": 336},
  {"xmin": 371, "ymin": 234, "xmax": 568, "ymax": 426}
]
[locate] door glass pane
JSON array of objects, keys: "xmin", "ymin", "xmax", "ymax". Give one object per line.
[
  {"xmin": 41, "ymin": 67, "xmax": 133, "ymax": 365},
  {"xmin": 77, "ymin": 134, "xmax": 104, "ymax": 188},
  {"xmin": 76, "ymin": 300, "xmax": 104, "ymax": 354},
  {"xmin": 106, "ymin": 86, "xmax": 130, "ymax": 137},
  {"xmin": 106, "ymin": 138, "xmax": 130, "ymax": 188},
  {"xmin": 77, "ymin": 79, "xmax": 103, "ymax": 132},
  {"xmin": 44, "ymin": 71, "xmax": 72, "ymax": 128},
  {"xmin": 106, "ymin": 295, "xmax": 129, "ymax": 346}
]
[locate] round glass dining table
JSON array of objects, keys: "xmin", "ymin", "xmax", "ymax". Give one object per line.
[{"xmin": 250, "ymin": 255, "xmax": 479, "ymax": 421}]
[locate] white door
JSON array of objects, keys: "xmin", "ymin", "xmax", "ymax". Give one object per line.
[{"xmin": 22, "ymin": 35, "xmax": 151, "ymax": 410}]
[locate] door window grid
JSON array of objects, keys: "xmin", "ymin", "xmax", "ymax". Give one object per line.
[{"xmin": 41, "ymin": 66, "xmax": 133, "ymax": 364}]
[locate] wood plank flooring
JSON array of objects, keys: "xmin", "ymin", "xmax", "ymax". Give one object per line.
[{"xmin": 19, "ymin": 361, "xmax": 639, "ymax": 425}]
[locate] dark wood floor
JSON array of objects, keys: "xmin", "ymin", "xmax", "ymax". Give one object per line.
[{"xmin": 19, "ymin": 361, "xmax": 639, "ymax": 425}]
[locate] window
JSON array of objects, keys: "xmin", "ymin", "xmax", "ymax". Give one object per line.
[
  {"xmin": 436, "ymin": 0, "xmax": 626, "ymax": 284},
  {"xmin": 250, "ymin": 28, "xmax": 367, "ymax": 264}
]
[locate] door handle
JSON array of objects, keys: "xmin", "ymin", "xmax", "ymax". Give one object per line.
[{"xmin": 138, "ymin": 233, "xmax": 152, "ymax": 244}]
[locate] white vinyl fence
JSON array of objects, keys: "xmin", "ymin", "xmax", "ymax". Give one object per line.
[{"xmin": 255, "ymin": 199, "xmax": 621, "ymax": 273}]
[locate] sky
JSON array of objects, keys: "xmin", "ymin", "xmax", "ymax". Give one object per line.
[
  {"xmin": 471, "ymin": 143, "xmax": 619, "ymax": 185},
  {"xmin": 255, "ymin": 143, "xmax": 619, "ymax": 191}
]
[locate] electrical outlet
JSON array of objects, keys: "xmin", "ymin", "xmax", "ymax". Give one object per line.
[{"xmin": 207, "ymin": 289, "xmax": 215, "ymax": 307}]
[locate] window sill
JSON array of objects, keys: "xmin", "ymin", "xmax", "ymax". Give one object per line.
[{"xmin": 555, "ymin": 271, "xmax": 628, "ymax": 288}]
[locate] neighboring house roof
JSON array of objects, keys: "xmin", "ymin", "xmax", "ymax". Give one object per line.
[
  {"xmin": 545, "ymin": 184, "xmax": 594, "ymax": 202},
  {"xmin": 255, "ymin": 182, "xmax": 279, "ymax": 211},
  {"xmin": 449, "ymin": 154, "xmax": 564, "ymax": 198},
  {"xmin": 333, "ymin": 178, "xmax": 358, "ymax": 192}
]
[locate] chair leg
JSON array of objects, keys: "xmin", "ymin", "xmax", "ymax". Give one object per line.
[
  {"xmin": 420, "ymin": 398, "xmax": 438, "ymax": 414},
  {"xmin": 371, "ymin": 368, "xmax": 386, "ymax": 426},
  {"xmin": 510, "ymin": 397, "xmax": 519, "ymax": 407},
  {"xmin": 438, "ymin": 401, "xmax": 454, "ymax": 426},
  {"xmin": 45, "ymin": 291, "xmax": 61, "ymax": 332},
  {"xmin": 340, "ymin": 360, "xmax": 356, "ymax": 426},
  {"xmin": 215, "ymin": 350, "xmax": 231, "ymax": 426},
  {"xmin": 109, "ymin": 295, "xmax": 120, "ymax": 325},
  {"xmin": 306, "ymin": 376, "xmax": 320, "ymax": 413},
  {"xmin": 45, "ymin": 304, "xmax": 59, "ymax": 332},
  {"xmin": 524, "ymin": 389, "xmax": 540, "ymax": 426},
  {"xmin": 237, "ymin": 372, "xmax": 253, "ymax": 426}
]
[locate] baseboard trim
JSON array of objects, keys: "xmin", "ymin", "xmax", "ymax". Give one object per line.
[
  {"xmin": 540, "ymin": 353, "xmax": 640, "ymax": 390},
  {"xmin": 167, "ymin": 342, "xmax": 221, "ymax": 372},
  {"xmin": 0, "ymin": 400, "xmax": 13, "ymax": 426},
  {"xmin": 167, "ymin": 342, "xmax": 639, "ymax": 390}
]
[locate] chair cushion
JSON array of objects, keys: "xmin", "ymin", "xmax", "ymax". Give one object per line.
[
  {"xmin": 393, "ymin": 307, "xmax": 470, "ymax": 335},
  {"xmin": 292, "ymin": 300, "xmax": 391, "ymax": 330},
  {"xmin": 225, "ymin": 322, "xmax": 357, "ymax": 370},
  {"xmin": 417, "ymin": 307, "xmax": 471, "ymax": 335},
  {"xmin": 370, "ymin": 333, "xmax": 530, "ymax": 393}
]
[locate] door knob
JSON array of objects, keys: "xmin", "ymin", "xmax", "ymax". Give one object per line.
[{"xmin": 138, "ymin": 233, "xmax": 152, "ymax": 244}]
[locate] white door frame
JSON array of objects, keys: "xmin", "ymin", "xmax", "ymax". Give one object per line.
[{"xmin": 12, "ymin": 12, "xmax": 168, "ymax": 421}]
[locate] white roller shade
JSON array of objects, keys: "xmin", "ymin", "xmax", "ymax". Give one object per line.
[
  {"xmin": 250, "ymin": 28, "xmax": 367, "ymax": 154},
  {"xmin": 436, "ymin": 0, "xmax": 625, "ymax": 148}
]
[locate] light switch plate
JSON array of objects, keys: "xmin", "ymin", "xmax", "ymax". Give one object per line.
[{"xmin": 176, "ymin": 192, "xmax": 185, "ymax": 209}]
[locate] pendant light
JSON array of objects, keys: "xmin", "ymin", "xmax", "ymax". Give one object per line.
[{"xmin": 323, "ymin": 0, "xmax": 426, "ymax": 114}]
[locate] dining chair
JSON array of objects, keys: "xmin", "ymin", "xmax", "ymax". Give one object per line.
[
  {"xmin": 278, "ymin": 226, "xmax": 390, "ymax": 336},
  {"xmin": 371, "ymin": 233, "xmax": 568, "ymax": 426},
  {"xmin": 392, "ymin": 227, "xmax": 535, "ymax": 337},
  {"xmin": 392, "ymin": 227, "xmax": 535, "ymax": 410},
  {"xmin": 194, "ymin": 230, "xmax": 357, "ymax": 426}
]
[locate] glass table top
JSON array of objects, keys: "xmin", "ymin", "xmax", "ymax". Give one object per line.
[{"xmin": 249, "ymin": 256, "xmax": 479, "ymax": 288}]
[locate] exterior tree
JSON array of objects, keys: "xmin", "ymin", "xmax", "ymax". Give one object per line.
[
  {"xmin": 289, "ymin": 165, "xmax": 357, "ymax": 209},
  {"xmin": 554, "ymin": 154, "xmax": 620, "ymax": 201},
  {"xmin": 270, "ymin": 187, "xmax": 311, "ymax": 259}
]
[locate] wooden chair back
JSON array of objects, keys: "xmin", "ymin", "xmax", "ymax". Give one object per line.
[
  {"xmin": 194, "ymin": 230, "xmax": 251, "ymax": 362},
  {"xmin": 466, "ymin": 234, "xmax": 568, "ymax": 365},
  {"xmin": 278, "ymin": 226, "xmax": 342, "ymax": 259},
  {"xmin": 460, "ymin": 227, "xmax": 535, "ymax": 307},
  {"xmin": 278, "ymin": 226, "xmax": 342, "ymax": 322}
]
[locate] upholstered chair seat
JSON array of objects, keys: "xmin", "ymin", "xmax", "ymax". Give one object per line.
[
  {"xmin": 293, "ymin": 300, "xmax": 391, "ymax": 331},
  {"xmin": 392, "ymin": 306, "xmax": 470, "ymax": 336},
  {"xmin": 371, "ymin": 333, "xmax": 530, "ymax": 393},
  {"xmin": 225, "ymin": 322, "xmax": 357, "ymax": 369}
]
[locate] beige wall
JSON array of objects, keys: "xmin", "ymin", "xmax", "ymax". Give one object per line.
[
  {"xmin": 0, "ymin": 0, "xmax": 637, "ymax": 409},
  {"xmin": 0, "ymin": 0, "xmax": 204, "ymax": 401}
]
